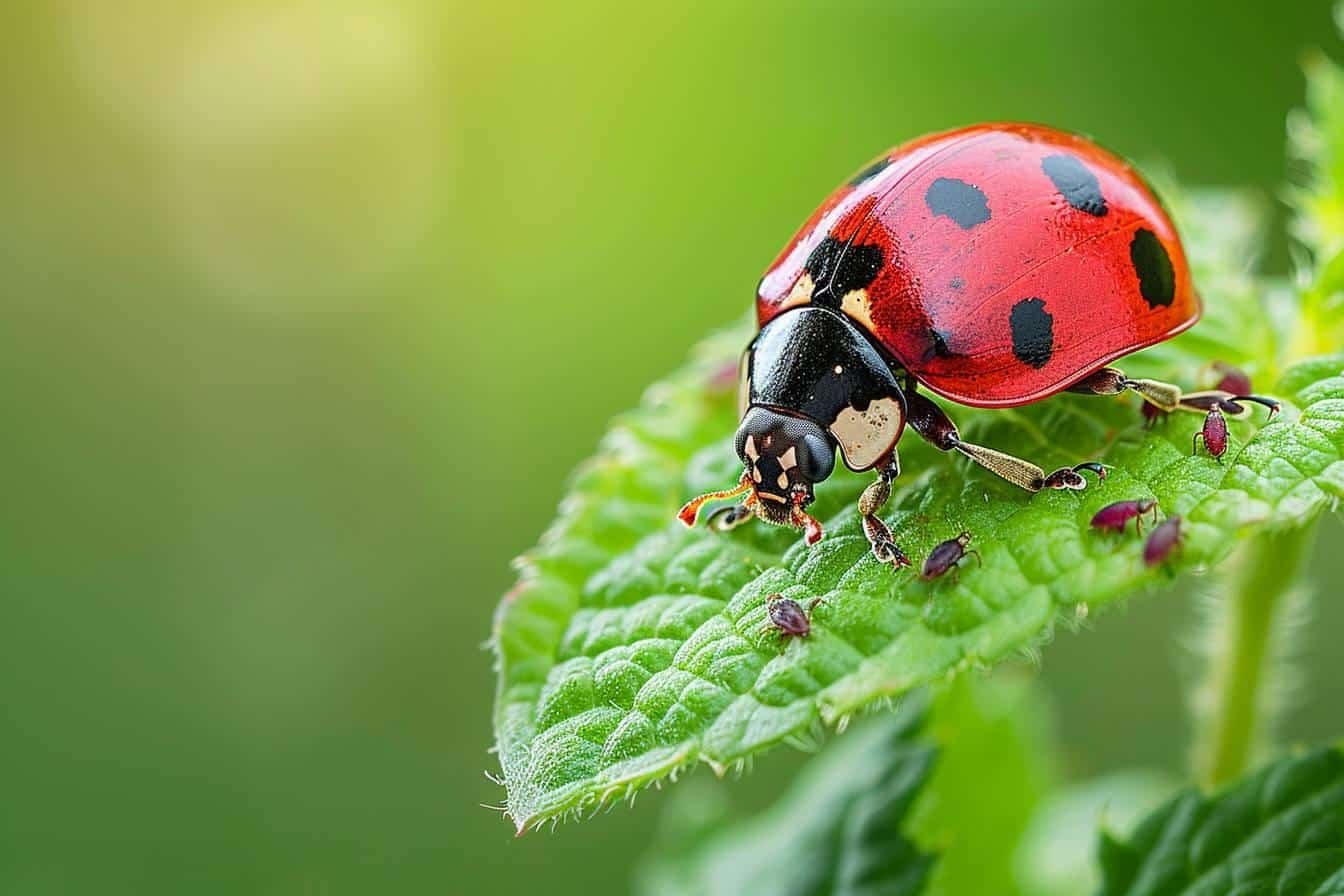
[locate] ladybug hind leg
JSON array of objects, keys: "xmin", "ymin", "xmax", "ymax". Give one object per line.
[
  {"xmin": 905, "ymin": 389, "xmax": 1106, "ymax": 493},
  {"xmin": 1068, "ymin": 367, "xmax": 1280, "ymax": 420}
]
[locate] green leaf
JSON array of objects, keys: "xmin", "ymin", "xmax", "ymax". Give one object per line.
[
  {"xmin": 1097, "ymin": 747, "xmax": 1344, "ymax": 895},
  {"xmin": 491, "ymin": 183, "xmax": 1344, "ymax": 830},
  {"xmin": 637, "ymin": 673, "xmax": 1050, "ymax": 896},
  {"xmin": 638, "ymin": 696, "xmax": 936, "ymax": 896}
]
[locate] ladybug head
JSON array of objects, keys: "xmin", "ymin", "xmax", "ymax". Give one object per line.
[{"xmin": 677, "ymin": 407, "xmax": 835, "ymax": 543}]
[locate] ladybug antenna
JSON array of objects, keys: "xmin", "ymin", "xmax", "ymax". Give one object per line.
[
  {"xmin": 790, "ymin": 495, "xmax": 824, "ymax": 545},
  {"xmin": 678, "ymin": 473, "xmax": 753, "ymax": 527}
]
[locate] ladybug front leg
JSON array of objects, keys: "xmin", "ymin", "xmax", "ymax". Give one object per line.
[
  {"xmin": 858, "ymin": 457, "xmax": 911, "ymax": 569},
  {"xmin": 905, "ymin": 389, "xmax": 1105, "ymax": 492}
]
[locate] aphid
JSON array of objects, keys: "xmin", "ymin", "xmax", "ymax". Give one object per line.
[
  {"xmin": 1143, "ymin": 515, "xmax": 1183, "ymax": 567},
  {"xmin": 765, "ymin": 594, "xmax": 825, "ymax": 640},
  {"xmin": 1211, "ymin": 361, "xmax": 1252, "ymax": 396},
  {"xmin": 1184, "ymin": 391, "xmax": 1279, "ymax": 461},
  {"xmin": 1193, "ymin": 406, "xmax": 1229, "ymax": 460},
  {"xmin": 1090, "ymin": 498, "xmax": 1160, "ymax": 535},
  {"xmin": 920, "ymin": 532, "xmax": 980, "ymax": 581}
]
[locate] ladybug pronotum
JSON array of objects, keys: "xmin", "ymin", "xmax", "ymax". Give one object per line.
[{"xmin": 678, "ymin": 123, "xmax": 1274, "ymax": 569}]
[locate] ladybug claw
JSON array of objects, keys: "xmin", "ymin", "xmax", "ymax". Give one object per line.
[
  {"xmin": 1042, "ymin": 462, "xmax": 1106, "ymax": 490},
  {"xmin": 872, "ymin": 539, "xmax": 912, "ymax": 568},
  {"xmin": 862, "ymin": 515, "xmax": 910, "ymax": 568}
]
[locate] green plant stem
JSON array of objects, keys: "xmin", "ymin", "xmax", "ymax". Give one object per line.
[{"xmin": 1195, "ymin": 526, "xmax": 1314, "ymax": 790}]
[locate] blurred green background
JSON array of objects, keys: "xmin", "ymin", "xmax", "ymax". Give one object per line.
[{"xmin": 3, "ymin": 1, "xmax": 1343, "ymax": 893}]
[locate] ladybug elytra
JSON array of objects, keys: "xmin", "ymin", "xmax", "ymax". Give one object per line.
[{"xmin": 679, "ymin": 123, "xmax": 1272, "ymax": 567}]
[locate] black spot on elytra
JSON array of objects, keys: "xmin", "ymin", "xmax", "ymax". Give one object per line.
[
  {"xmin": 1041, "ymin": 154, "xmax": 1108, "ymax": 216},
  {"xmin": 849, "ymin": 157, "xmax": 891, "ymax": 186},
  {"xmin": 1130, "ymin": 228, "xmax": 1175, "ymax": 307},
  {"xmin": 925, "ymin": 177, "xmax": 990, "ymax": 229},
  {"xmin": 1010, "ymin": 298, "xmax": 1053, "ymax": 368},
  {"xmin": 804, "ymin": 236, "xmax": 884, "ymax": 307},
  {"xmin": 920, "ymin": 328, "xmax": 956, "ymax": 363},
  {"xmin": 949, "ymin": 276, "xmax": 964, "ymax": 291}
]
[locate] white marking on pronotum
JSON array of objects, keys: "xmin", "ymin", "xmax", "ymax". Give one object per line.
[{"xmin": 829, "ymin": 396, "xmax": 905, "ymax": 470}]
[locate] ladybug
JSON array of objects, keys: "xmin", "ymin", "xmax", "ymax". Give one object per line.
[{"xmin": 679, "ymin": 123, "xmax": 1261, "ymax": 568}]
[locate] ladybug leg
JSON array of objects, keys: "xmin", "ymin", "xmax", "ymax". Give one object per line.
[
  {"xmin": 905, "ymin": 390, "xmax": 1103, "ymax": 493},
  {"xmin": 858, "ymin": 456, "xmax": 911, "ymax": 569},
  {"xmin": 1070, "ymin": 367, "xmax": 1278, "ymax": 421}
]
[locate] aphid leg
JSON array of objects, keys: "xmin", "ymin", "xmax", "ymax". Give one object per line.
[
  {"xmin": 858, "ymin": 455, "xmax": 910, "ymax": 568},
  {"xmin": 804, "ymin": 597, "xmax": 828, "ymax": 624},
  {"xmin": 905, "ymin": 388, "xmax": 1105, "ymax": 493}
]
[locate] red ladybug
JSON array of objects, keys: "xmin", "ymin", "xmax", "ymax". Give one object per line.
[{"xmin": 679, "ymin": 123, "xmax": 1255, "ymax": 567}]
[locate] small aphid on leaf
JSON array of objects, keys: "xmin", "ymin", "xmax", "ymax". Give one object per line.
[
  {"xmin": 1193, "ymin": 407, "xmax": 1229, "ymax": 460},
  {"xmin": 1211, "ymin": 361, "xmax": 1253, "ymax": 396},
  {"xmin": 920, "ymin": 532, "xmax": 980, "ymax": 581},
  {"xmin": 1091, "ymin": 498, "xmax": 1159, "ymax": 535},
  {"xmin": 1143, "ymin": 515, "xmax": 1183, "ymax": 567},
  {"xmin": 765, "ymin": 594, "xmax": 825, "ymax": 640}
]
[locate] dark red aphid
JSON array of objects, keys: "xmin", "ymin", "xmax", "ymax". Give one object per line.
[
  {"xmin": 1143, "ymin": 515, "xmax": 1183, "ymax": 567},
  {"xmin": 678, "ymin": 123, "xmax": 1244, "ymax": 572},
  {"xmin": 920, "ymin": 532, "xmax": 981, "ymax": 581},
  {"xmin": 1091, "ymin": 498, "xmax": 1159, "ymax": 535},
  {"xmin": 765, "ymin": 594, "xmax": 825, "ymax": 640},
  {"xmin": 1181, "ymin": 392, "xmax": 1278, "ymax": 461},
  {"xmin": 1193, "ymin": 407, "xmax": 1229, "ymax": 460},
  {"xmin": 1211, "ymin": 362, "xmax": 1252, "ymax": 396}
]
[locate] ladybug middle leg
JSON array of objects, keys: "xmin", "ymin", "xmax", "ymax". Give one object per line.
[{"xmin": 905, "ymin": 388, "xmax": 1106, "ymax": 493}]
